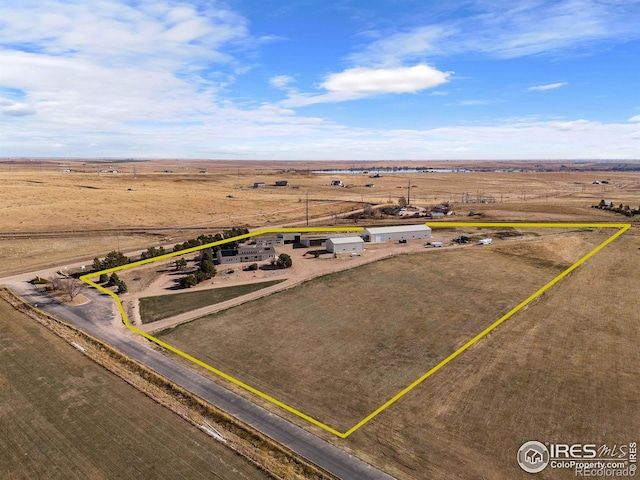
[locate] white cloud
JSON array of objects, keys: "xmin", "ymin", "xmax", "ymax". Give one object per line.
[
  {"xmin": 529, "ymin": 82, "xmax": 568, "ymax": 91},
  {"xmin": 348, "ymin": 0, "xmax": 640, "ymax": 65},
  {"xmin": 0, "ymin": 0, "xmax": 255, "ymax": 129},
  {"xmin": 348, "ymin": 25, "xmax": 453, "ymax": 67},
  {"xmin": 456, "ymin": 100, "xmax": 489, "ymax": 106},
  {"xmin": 628, "ymin": 115, "xmax": 640, "ymax": 122},
  {"xmin": 257, "ymin": 104, "xmax": 295, "ymax": 116},
  {"xmin": 269, "ymin": 75, "xmax": 296, "ymax": 89},
  {"xmin": 547, "ymin": 119, "xmax": 596, "ymax": 131},
  {"xmin": 324, "ymin": 65, "xmax": 449, "ymax": 94},
  {"xmin": 282, "ymin": 65, "xmax": 450, "ymax": 107}
]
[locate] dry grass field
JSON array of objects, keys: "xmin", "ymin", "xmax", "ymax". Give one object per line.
[
  {"xmin": 339, "ymin": 230, "xmax": 640, "ymax": 480},
  {"xmin": 1, "ymin": 159, "xmax": 638, "ymax": 276},
  {"xmin": 0, "ymin": 297, "xmax": 271, "ymax": 480},
  {"xmin": 156, "ymin": 229, "xmax": 608, "ymax": 432},
  {"xmin": 2, "ymin": 159, "xmax": 638, "ymax": 479}
]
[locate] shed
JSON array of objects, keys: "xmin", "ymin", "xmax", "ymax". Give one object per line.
[
  {"xmin": 361, "ymin": 225, "xmax": 431, "ymax": 243},
  {"xmin": 253, "ymin": 182, "xmax": 266, "ymax": 188},
  {"xmin": 479, "ymin": 238, "xmax": 492, "ymax": 245},
  {"xmin": 300, "ymin": 236, "xmax": 328, "ymax": 248},
  {"xmin": 326, "ymin": 236, "xmax": 365, "ymax": 254},
  {"xmin": 330, "ymin": 180, "xmax": 344, "ymax": 186}
]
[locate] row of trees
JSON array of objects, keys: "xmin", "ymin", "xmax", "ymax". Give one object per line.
[
  {"xmin": 593, "ymin": 199, "xmax": 640, "ymax": 217},
  {"xmin": 172, "ymin": 227, "xmax": 250, "ymax": 253}
]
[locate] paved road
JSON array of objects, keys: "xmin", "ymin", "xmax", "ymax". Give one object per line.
[{"xmin": 5, "ymin": 281, "xmax": 394, "ymax": 480}]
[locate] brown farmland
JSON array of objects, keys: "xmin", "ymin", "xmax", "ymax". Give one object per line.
[
  {"xmin": 338, "ymin": 230, "xmax": 640, "ymax": 480},
  {"xmin": 1, "ymin": 159, "xmax": 638, "ymax": 276},
  {"xmin": 0, "ymin": 297, "xmax": 271, "ymax": 480},
  {"xmin": 156, "ymin": 229, "xmax": 609, "ymax": 433}
]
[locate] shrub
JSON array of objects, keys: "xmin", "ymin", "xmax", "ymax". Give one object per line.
[
  {"xmin": 116, "ymin": 280, "xmax": 128, "ymax": 294},
  {"xmin": 179, "ymin": 275, "xmax": 198, "ymax": 288},
  {"xmin": 247, "ymin": 263, "xmax": 259, "ymax": 271},
  {"xmin": 275, "ymin": 253, "xmax": 293, "ymax": 269},
  {"xmin": 99, "ymin": 273, "xmax": 109, "ymax": 284}
]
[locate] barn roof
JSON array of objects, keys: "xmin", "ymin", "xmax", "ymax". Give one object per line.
[
  {"xmin": 362, "ymin": 224, "xmax": 431, "ymax": 234},
  {"xmin": 327, "ymin": 236, "xmax": 365, "ymax": 245}
]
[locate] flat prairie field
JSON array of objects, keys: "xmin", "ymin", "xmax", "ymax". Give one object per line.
[
  {"xmin": 157, "ymin": 229, "xmax": 609, "ymax": 432},
  {"xmin": 0, "ymin": 298, "xmax": 270, "ymax": 480},
  {"xmin": 341, "ymin": 230, "xmax": 640, "ymax": 480}
]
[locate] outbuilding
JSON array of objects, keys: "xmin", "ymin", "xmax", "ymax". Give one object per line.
[
  {"xmin": 326, "ymin": 236, "xmax": 365, "ymax": 254},
  {"xmin": 361, "ymin": 224, "xmax": 432, "ymax": 243}
]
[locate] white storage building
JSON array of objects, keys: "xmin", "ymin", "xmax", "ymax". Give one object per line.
[
  {"xmin": 361, "ymin": 224, "xmax": 431, "ymax": 243},
  {"xmin": 326, "ymin": 236, "xmax": 365, "ymax": 253}
]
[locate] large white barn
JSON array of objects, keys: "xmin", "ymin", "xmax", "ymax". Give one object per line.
[
  {"xmin": 361, "ymin": 225, "xmax": 431, "ymax": 243},
  {"xmin": 326, "ymin": 236, "xmax": 365, "ymax": 253}
]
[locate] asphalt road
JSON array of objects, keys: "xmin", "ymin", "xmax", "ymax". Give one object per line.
[{"xmin": 5, "ymin": 281, "xmax": 394, "ymax": 480}]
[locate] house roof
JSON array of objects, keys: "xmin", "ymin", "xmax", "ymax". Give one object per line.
[
  {"xmin": 363, "ymin": 225, "xmax": 431, "ymax": 235},
  {"xmin": 327, "ymin": 236, "xmax": 365, "ymax": 245}
]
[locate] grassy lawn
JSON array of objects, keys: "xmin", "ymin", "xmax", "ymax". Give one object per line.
[
  {"xmin": 157, "ymin": 230, "xmax": 608, "ymax": 432},
  {"xmin": 0, "ymin": 298, "xmax": 271, "ymax": 480},
  {"xmin": 139, "ymin": 279, "xmax": 285, "ymax": 324}
]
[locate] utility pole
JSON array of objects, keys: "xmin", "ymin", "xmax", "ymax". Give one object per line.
[
  {"xmin": 133, "ymin": 165, "xmax": 137, "ymax": 180},
  {"xmin": 306, "ymin": 192, "xmax": 309, "ymax": 226},
  {"xmin": 407, "ymin": 178, "xmax": 411, "ymax": 206}
]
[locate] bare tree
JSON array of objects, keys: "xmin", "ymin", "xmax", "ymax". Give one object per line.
[
  {"xmin": 62, "ymin": 278, "xmax": 84, "ymax": 301},
  {"xmin": 48, "ymin": 276, "xmax": 64, "ymax": 292}
]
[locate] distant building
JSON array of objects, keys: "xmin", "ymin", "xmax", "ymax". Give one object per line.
[
  {"xmin": 253, "ymin": 182, "xmax": 266, "ymax": 188},
  {"xmin": 361, "ymin": 225, "xmax": 431, "ymax": 243},
  {"xmin": 216, "ymin": 245, "xmax": 275, "ymax": 264},
  {"xmin": 330, "ymin": 180, "xmax": 344, "ymax": 186},
  {"xmin": 479, "ymin": 238, "xmax": 492, "ymax": 245},
  {"xmin": 275, "ymin": 180, "xmax": 289, "ymax": 186},
  {"xmin": 326, "ymin": 236, "xmax": 365, "ymax": 254}
]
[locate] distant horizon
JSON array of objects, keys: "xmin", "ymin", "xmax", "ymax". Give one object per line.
[
  {"xmin": 2, "ymin": 0, "xmax": 639, "ymax": 159},
  {"xmin": 3, "ymin": 157, "xmax": 640, "ymax": 164}
]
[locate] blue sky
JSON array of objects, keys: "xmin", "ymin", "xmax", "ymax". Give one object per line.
[{"xmin": 0, "ymin": 0, "xmax": 639, "ymax": 160}]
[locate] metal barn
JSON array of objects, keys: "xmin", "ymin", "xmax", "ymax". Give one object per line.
[
  {"xmin": 326, "ymin": 236, "xmax": 365, "ymax": 253},
  {"xmin": 361, "ymin": 225, "xmax": 432, "ymax": 243}
]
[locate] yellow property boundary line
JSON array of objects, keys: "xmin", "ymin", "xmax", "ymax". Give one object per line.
[{"xmin": 81, "ymin": 222, "xmax": 630, "ymax": 438}]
